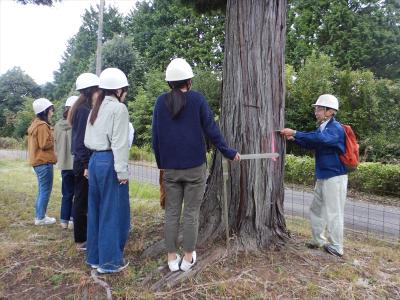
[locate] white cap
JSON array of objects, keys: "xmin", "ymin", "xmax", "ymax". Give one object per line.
[
  {"xmin": 99, "ymin": 68, "xmax": 129, "ymax": 90},
  {"xmin": 312, "ymin": 94, "xmax": 339, "ymax": 111},
  {"xmin": 65, "ymin": 95, "xmax": 79, "ymax": 107},
  {"xmin": 33, "ymin": 98, "xmax": 53, "ymax": 114},
  {"xmin": 165, "ymin": 58, "xmax": 194, "ymax": 81},
  {"xmin": 76, "ymin": 73, "xmax": 99, "ymax": 91}
]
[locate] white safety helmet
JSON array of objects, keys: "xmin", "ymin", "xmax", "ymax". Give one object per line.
[
  {"xmin": 99, "ymin": 68, "xmax": 129, "ymax": 90},
  {"xmin": 165, "ymin": 58, "xmax": 194, "ymax": 81},
  {"xmin": 65, "ymin": 95, "xmax": 79, "ymax": 107},
  {"xmin": 75, "ymin": 73, "xmax": 99, "ymax": 91},
  {"xmin": 33, "ymin": 98, "xmax": 53, "ymax": 114},
  {"xmin": 312, "ymin": 94, "xmax": 339, "ymax": 111}
]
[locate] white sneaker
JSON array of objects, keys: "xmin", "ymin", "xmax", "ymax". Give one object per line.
[
  {"xmin": 97, "ymin": 262, "xmax": 129, "ymax": 274},
  {"xmin": 34, "ymin": 216, "xmax": 56, "ymax": 226},
  {"xmin": 168, "ymin": 254, "xmax": 181, "ymax": 272},
  {"xmin": 180, "ymin": 251, "xmax": 196, "ymax": 272},
  {"xmin": 68, "ymin": 220, "xmax": 74, "ymax": 230}
]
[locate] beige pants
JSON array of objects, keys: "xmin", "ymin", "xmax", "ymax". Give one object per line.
[{"xmin": 310, "ymin": 174, "xmax": 348, "ymax": 254}]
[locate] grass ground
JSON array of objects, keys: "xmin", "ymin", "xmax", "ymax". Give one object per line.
[{"xmin": 0, "ymin": 159, "xmax": 399, "ymax": 299}]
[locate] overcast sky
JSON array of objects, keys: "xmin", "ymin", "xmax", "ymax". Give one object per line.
[{"xmin": 0, "ymin": 0, "xmax": 137, "ymax": 85}]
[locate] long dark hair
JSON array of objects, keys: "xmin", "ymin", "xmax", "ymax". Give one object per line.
[
  {"xmin": 166, "ymin": 79, "xmax": 190, "ymax": 119},
  {"xmin": 89, "ymin": 87, "xmax": 128, "ymax": 125},
  {"xmin": 36, "ymin": 106, "xmax": 54, "ymax": 125},
  {"xmin": 68, "ymin": 86, "xmax": 98, "ymax": 125},
  {"xmin": 63, "ymin": 107, "xmax": 70, "ymax": 120}
]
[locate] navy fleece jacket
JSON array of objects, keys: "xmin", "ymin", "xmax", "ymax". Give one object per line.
[
  {"xmin": 294, "ymin": 117, "xmax": 347, "ymax": 180},
  {"xmin": 152, "ymin": 90, "xmax": 236, "ymax": 169},
  {"xmin": 71, "ymin": 101, "xmax": 92, "ymax": 168}
]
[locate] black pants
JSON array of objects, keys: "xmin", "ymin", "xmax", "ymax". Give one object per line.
[{"xmin": 73, "ymin": 160, "xmax": 88, "ymax": 243}]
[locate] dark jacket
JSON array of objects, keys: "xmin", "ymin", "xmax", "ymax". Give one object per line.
[
  {"xmin": 152, "ymin": 90, "xmax": 236, "ymax": 169},
  {"xmin": 71, "ymin": 101, "xmax": 91, "ymax": 169},
  {"xmin": 294, "ymin": 117, "xmax": 347, "ymax": 180}
]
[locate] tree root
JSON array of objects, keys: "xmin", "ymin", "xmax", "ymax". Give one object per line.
[{"xmin": 90, "ymin": 270, "xmax": 112, "ymax": 300}]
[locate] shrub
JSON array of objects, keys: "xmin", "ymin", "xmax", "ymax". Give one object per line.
[
  {"xmin": 284, "ymin": 154, "xmax": 315, "ymax": 186},
  {"xmin": 349, "ymin": 163, "xmax": 400, "ymax": 197},
  {"xmin": 284, "ymin": 154, "xmax": 400, "ymax": 197},
  {"xmin": 129, "ymin": 145, "xmax": 155, "ymax": 162},
  {"xmin": 0, "ymin": 137, "xmax": 25, "ymax": 149}
]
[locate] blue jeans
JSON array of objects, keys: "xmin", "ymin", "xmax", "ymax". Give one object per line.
[
  {"xmin": 33, "ymin": 163, "xmax": 54, "ymax": 220},
  {"xmin": 86, "ymin": 151, "xmax": 130, "ymax": 271},
  {"xmin": 60, "ymin": 170, "xmax": 74, "ymax": 223}
]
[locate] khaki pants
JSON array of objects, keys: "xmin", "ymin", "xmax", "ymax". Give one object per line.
[
  {"xmin": 163, "ymin": 164, "xmax": 206, "ymax": 252},
  {"xmin": 310, "ymin": 174, "xmax": 348, "ymax": 255}
]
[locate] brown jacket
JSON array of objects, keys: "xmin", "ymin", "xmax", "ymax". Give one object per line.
[{"xmin": 27, "ymin": 118, "xmax": 57, "ymax": 167}]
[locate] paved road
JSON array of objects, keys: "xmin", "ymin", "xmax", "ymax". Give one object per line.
[{"xmin": 2, "ymin": 149, "xmax": 399, "ymax": 241}]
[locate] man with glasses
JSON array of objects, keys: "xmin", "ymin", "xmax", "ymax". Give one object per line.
[{"xmin": 280, "ymin": 94, "xmax": 348, "ymax": 257}]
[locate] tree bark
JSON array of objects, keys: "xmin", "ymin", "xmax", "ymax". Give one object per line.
[{"xmin": 198, "ymin": 0, "xmax": 288, "ymax": 249}]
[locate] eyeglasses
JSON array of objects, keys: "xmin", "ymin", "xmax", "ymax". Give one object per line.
[{"xmin": 314, "ymin": 106, "xmax": 325, "ymax": 112}]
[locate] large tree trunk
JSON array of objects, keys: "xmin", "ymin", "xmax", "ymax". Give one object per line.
[{"xmin": 198, "ymin": 0, "xmax": 288, "ymax": 249}]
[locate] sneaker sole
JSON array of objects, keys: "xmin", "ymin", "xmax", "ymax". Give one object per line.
[{"xmin": 97, "ymin": 262, "xmax": 129, "ymax": 274}]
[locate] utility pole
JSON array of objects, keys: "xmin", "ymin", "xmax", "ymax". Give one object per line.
[{"xmin": 96, "ymin": 0, "xmax": 105, "ymax": 76}]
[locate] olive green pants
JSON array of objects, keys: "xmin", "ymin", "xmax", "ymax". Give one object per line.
[{"xmin": 163, "ymin": 164, "xmax": 206, "ymax": 252}]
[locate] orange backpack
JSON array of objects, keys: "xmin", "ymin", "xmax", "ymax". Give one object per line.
[{"xmin": 339, "ymin": 124, "xmax": 359, "ymax": 170}]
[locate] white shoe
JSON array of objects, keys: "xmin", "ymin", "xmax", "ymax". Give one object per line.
[
  {"xmin": 180, "ymin": 251, "xmax": 196, "ymax": 272},
  {"xmin": 168, "ymin": 254, "xmax": 181, "ymax": 272},
  {"xmin": 68, "ymin": 220, "xmax": 74, "ymax": 230},
  {"xmin": 97, "ymin": 262, "xmax": 129, "ymax": 274},
  {"xmin": 34, "ymin": 216, "xmax": 56, "ymax": 226}
]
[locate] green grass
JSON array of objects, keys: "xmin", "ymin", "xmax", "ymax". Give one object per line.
[{"xmin": 0, "ymin": 158, "xmax": 399, "ymax": 299}]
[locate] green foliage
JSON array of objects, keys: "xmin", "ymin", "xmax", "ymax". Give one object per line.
[
  {"xmin": 89, "ymin": 35, "xmax": 146, "ymax": 98},
  {"xmin": 0, "ymin": 137, "xmax": 25, "ymax": 149},
  {"xmin": 284, "ymin": 155, "xmax": 400, "ymax": 196},
  {"xmin": 129, "ymin": 145, "xmax": 155, "ymax": 162},
  {"xmin": 360, "ymin": 134, "xmax": 400, "ymax": 164},
  {"xmin": 349, "ymin": 162, "xmax": 400, "ymax": 197},
  {"xmin": 15, "ymin": 0, "xmax": 58, "ymax": 5},
  {"xmin": 0, "ymin": 68, "xmax": 40, "ymax": 137},
  {"xmin": 286, "ymin": 0, "xmax": 400, "ymax": 79},
  {"xmin": 284, "ymin": 154, "xmax": 315, "ymax": 186},
  {"xmin": 13, "ymin": 99, "xmax": 35, "ymax": 138},
  {"xmin": 129, "ymin": 69, "xmax": 168, "ymax": 146},
  {"xmin": 285, "ymin": 53, "xmax": 400, "ymax": 162},
  {"xmin": 191, "ymin": 69, "xmax": 221, "ymax": 115},
  {"xmin": 124, "ymin": 0, "xmax": 225, "ymax": 71},
  {"xmin": 52, "ymin": 6, "xmax": 124, "ymax": 99},
  {"xmin": 180, "ymin": 0, "xmax": 226, "ymax": 12},
  {"xmin": 285, "ymin": 53, "xmax": 335, "ymax": 131}
]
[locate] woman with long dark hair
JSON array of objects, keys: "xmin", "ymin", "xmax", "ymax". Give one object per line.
[
  {"xmin": 68, "ymin": 73, "xmax": 99, "ymax": 250},
  {"xmin": 152, "ymin": 58, "xmax": 240, "ymax": 272},
  {"xmin": 28, "ymin": 98, "xmax": 57, "ymax": 225},
  {"xmin": 84, "ymin": 68, "xmax": 130, "ymax": 274}
]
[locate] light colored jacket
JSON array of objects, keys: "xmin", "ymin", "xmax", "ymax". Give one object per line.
[
  {"xmin": 27, "ymin": 118, "xmax": 57, "ymax": 167},
  {"xmin": 54, "ymin": 119, "xmax": 73, "ymax": 170},
  {"xmin": 84, "ymin": 95, "xmax": 129, "ymax": 180}
]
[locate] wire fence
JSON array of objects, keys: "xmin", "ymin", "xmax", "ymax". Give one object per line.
[{"xmin": 1, "ymin": 148, "xmax": 399, "ymax": 244}]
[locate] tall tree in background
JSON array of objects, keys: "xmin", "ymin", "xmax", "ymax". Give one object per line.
[
  {"xmin": 178, "ymin": 0, "xmax": 288, "ymax": 249},
  {"xmin": 52, "ymin": 5, "xmax": 124, "ymax": 99},
  {"xmin": 0, "ymin": 68, "xmax": 40, "ymax": 136},
  {"xmin": 124, "ymin": 0, "xmax": 225, "ymax": 71},
  {"xmin": 286, "ymin": 0, "xmax": 400, "ymax": 79},
  {"xmin": 15, "ymin": 0, "xmax": 57, "ymax": 5}
]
